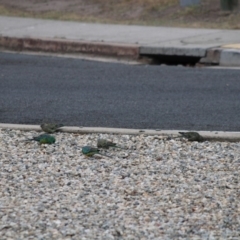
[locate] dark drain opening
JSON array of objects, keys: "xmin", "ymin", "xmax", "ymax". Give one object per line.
[{"xmin": 140, "ymin": 54, "xmax": 202, "ymax": 66}]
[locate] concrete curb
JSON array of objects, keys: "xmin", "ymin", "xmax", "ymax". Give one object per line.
[
  {"xmin": 200, "ymin": 48, "xmax": 240, "ymax": 67},
  {"xmin": 199, "ymin": 48, "xmax": 221, "ymax": 65},
  {"xmin": 140, "ymin": 46, "xmax": 206, "ymax": 57},
  {"xmin": 1, "ymin": 123, "xmax": 240, "ymax": 142},
  {"xmin": 1, "ymin": 36, "xmax": 240, "ymax": 66},
  {"xmin": 219, "ymin": 49, "xmax": 240, "ymax": 67},
  {"xmin": 0, "ymin": 36, "xmax": 140, "ymax": 60}
]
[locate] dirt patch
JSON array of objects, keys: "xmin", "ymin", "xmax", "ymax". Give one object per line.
[{"xmin": 0, "ymin": 0, "xmax": 240, "ymax": 29}]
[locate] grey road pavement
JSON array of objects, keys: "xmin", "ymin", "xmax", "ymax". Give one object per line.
[
  {"xmin": 0, "ymin": 16, "xmax": 240, "ymax": 66},
  {"xmin": 0, "ymin": 52, "xmax": 240, "ymax": 131}
]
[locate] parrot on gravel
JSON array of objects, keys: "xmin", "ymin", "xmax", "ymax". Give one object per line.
[
  {"xmin": 40, "ymin": 123, "xmax": 64, "ymax": 133},
  {"xmin": 97, "ymin": 138, "xmax": 123, "ymax": 149},
  {"xmin": 26, "ymin": 134, "xmax": 56, "ymax": 144},
  {"xmin": 179, "ymin": 132, "xmax": 204, "ymax": 142},
  {"xmin": 82, "ymin": 146, "xmax": 111, "ymax": 158}
]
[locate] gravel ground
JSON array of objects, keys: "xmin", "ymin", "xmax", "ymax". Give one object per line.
[{"xmin": 0, "ymin": 128, "xmax": 239, "ymax": 239}]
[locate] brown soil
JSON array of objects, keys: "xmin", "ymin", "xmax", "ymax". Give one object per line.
[{"xmin": 0, "ymin": 0, "xmax": 240, "ymax": 29}]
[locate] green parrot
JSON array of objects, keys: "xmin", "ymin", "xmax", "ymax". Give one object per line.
[
  {"xmin": 179, "ymin": 132, "xmax": 204, "ymax": 142},
  {"xmin": 27, "ymin": 134, "xmax": 56, "ymax": 144},
  {"xmin": 40, "ymin": 123, "xmax": 64, "ymax": 133},
  {"xmin": 82, "ymin": 146, "xmax": 111, "ymax": 158},
  {"xmin": 97, "ymin": 138, "xmax": 123, "ymax": 149}
]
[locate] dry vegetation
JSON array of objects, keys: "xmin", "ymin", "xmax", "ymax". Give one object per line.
[{"xmin": 0, "ymin": 0, "xmax": 240, "ymax": 29}]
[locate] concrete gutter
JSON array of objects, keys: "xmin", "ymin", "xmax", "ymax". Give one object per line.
[{"xmin": 1, "ymin": 123, "xmax": 240, "ymax": 142}]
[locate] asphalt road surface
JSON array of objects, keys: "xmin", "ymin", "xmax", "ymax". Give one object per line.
[{"xmin": 0, "ymin": 52, "xmax": 240, "ymax": 131}]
